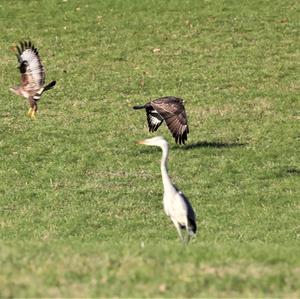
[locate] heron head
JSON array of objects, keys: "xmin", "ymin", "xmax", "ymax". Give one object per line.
[{"xmin": 137, "ymin": 136, "xmax": 168, "ymax": 148}]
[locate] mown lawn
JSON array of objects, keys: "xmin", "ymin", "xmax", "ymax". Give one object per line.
[{"xmin": 0, "ymin": 0, "xmax": 299, "ymax": 297}]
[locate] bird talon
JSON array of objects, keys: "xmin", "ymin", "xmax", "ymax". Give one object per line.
[{"xmin": 30, "ymin": 111, "xmax": 36, "ymax": 119}]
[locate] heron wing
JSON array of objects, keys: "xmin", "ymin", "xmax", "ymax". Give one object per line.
[
  {"xmin": 173, "ymin": 186, "xmax": 197, "ymax": 234},
  {"xmin": 17, "ymin": 41, "xmax": 45, "ymax": 93},
  {"xmin": 151, "ymin": 97, "xmax": 189, "ymax": 144}
]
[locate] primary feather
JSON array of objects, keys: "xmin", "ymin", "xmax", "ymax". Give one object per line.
[{"xmin": 17, "ymin": 41, "xmax": 45, "ymax": 89}]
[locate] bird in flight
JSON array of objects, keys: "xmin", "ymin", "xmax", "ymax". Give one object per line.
[
  {"xmin": 10, "ymin": 41, "xmax": 56, "ymax": 119},
  {"xmin": 133, "ymin": 96, "xmax": 189, "ymax": 144},
  {"xmin": 137, "ymin": 136, "xmax": 197, "ymax": 243}
]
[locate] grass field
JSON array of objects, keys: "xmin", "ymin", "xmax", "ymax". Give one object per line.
[{"xmin": 0, "ymin": 0, "xmax": 299, "ymax": 297}]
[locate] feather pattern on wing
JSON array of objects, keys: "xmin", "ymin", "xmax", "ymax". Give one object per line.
[
  {"xmin": 17, "ymin": 41, "xmax": 45, "ymax": 92},
  {"xmin": 133, "ymin": 96, "xmax": 189, "ymax": 144},
  {"xmin": 151, "ymin": 97, "xmax": 189, "ymax": 144},
  {"xmin": 146, "ymin": 109, "xmax": 164, "ymax": 132}
]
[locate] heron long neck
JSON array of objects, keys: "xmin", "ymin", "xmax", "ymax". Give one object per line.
[{"xmin": 160, "ymin": 144, "xmax": 172, "ymax": 189}]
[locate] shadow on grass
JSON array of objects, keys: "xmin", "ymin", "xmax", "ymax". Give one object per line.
[
  {"xmin": 281, "ymin": 168, "xmax": 300, "ymax": 177},
  {"xmin": 286, "ymin": 168, "xmax": 300, "ymax": 174},
  {"xmin": 136, "ymin": 141, "xmax": 247, "ymax": 154},
  {"xmin": 176, "ymin": 141, "xmax": 247, "ymax": 150}
]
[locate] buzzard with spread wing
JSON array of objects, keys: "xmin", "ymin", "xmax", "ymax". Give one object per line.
[
  {"xmin": 10, "ymin": 41, "xmax": 56, "ymax": 119},
  {"xmin": 133, "ymin": 96, "xmax": 189, "ymax": 144}
]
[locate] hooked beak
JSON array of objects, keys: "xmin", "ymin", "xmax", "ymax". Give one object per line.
[{"xmin": 136, "ymin": 140, "xmax": 145, "ymax": 145}]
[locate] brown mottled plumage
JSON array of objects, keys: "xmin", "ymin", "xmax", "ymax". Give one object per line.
[
  {"xmin": 10, "ymin": 41, "xmax": 56, "ymax": 119},
  {"xmin": 133, "ymin": 96, "xmax": 189, "ymax": 144}
]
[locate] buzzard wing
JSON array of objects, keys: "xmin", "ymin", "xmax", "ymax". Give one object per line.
[
  {"xmin": 17, "ymin": 41, "xmax": 45, "ymax": 93},
  {"xmin": 151, "ymin": 97, "xmax": 189, "ymax": 144},
  {"xmin": 146, "ymin": 107, "xmax": 164, "ymax": 132}
]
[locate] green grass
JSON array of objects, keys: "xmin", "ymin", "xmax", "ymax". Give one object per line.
[{"xmin": 0, "ymin": 0, "xmax": 299, "ymax": 297}]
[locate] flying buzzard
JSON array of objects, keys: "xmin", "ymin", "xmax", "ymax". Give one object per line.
[
  {"xmin": 133, "ymin": 96, "xmax": 189, "ymax": 144},
  {"xmin": 10, "ymin": 41, "xmax": 56, "ymax": 119}
]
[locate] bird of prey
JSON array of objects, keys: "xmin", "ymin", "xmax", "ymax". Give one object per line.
[
  {"xmin": 137, "ymin": 136, "xmax": 197, "ymax": 243},
  {"xmin": 133, "ymin": 96, "xmax": 189, "ymax": 144},
  {"xmin": 10, "ymin": 41, "xmax": 56, "ymax": 119}
]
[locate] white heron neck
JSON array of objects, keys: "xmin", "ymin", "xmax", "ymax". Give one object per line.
[{"xmin": 160, "ymin": 144, "xmax": 172, "ymax": 189}]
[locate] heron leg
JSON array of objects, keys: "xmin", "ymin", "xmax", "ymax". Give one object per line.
[
  {"xmin": 172, "ymin": 219, "xmax": 184, "ymax": 243},
  {"xmin": 186, "ymin": 230, "xmax": 191, "ymax": 243},
  {"xmin": 185, "ymin": 228, "xmax": 191, "ymax": 244}
]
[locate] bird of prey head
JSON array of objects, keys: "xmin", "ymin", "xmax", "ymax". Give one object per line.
[
  {"xmin": 10, "ymin": 41, "xmax": 56, "ymax": 119},
  {"xmin": 133, "ymin": 96, "xmax": 189, "ymax": 144}
]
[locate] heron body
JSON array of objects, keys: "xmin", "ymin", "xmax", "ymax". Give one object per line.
[
  {"xmin": 133, "ymin": 96, "xmax": 189, "ymax": 145},
  {"xmin": 138, "ymin": 136, "xmax": 196, "ymax": 243},
  {"xmin": 10, "ymin": 41, "xmax": 56, "ymax": 119}
]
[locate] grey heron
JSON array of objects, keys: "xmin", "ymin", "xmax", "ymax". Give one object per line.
[
  {"xmin": 133, "ymin": 96, "xmax": 189, "ymax": 144},
  {"xmin": 138, "ymin": 136, "xmax": 196, "ymax": 243},
  {"xmin": 10, "ymin": 41, "xmax": 56, "ymax": 119}
]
